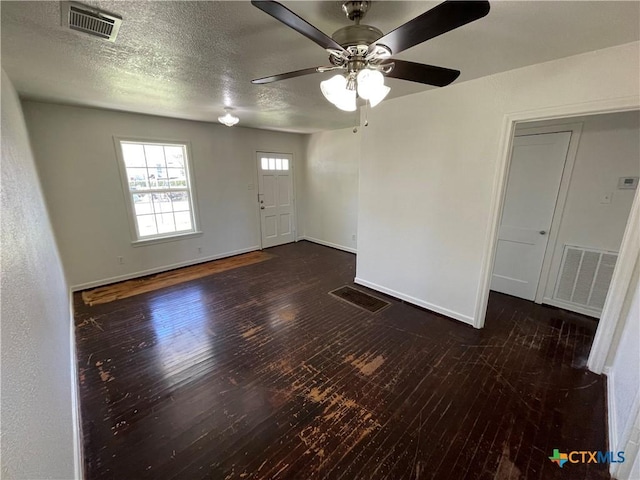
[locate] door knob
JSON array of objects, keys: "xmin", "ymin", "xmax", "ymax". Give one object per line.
[{"xmin": 539, "ymin": 230, "xmax": 547, "ymax": 235}]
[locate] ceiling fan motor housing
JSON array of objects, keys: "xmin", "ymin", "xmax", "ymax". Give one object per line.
[
  {"xmin": 331, "ymin": 24, "xmax": 383, "ymax": 49},
  {"xmin": 341, "ymin": 1, "xmax": 371, "ymax": 21}
]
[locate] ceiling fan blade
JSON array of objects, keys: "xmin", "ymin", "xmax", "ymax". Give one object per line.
[
  {"xmin": 384, "ymin": 60, "xmax": 460, "ymax": 87},
  {"xmin": 373, "ymin": 0, "xmax": 490, "ymax": 55},
  {"xmin": 251, "ymin": 1, "xmax": 347, "ymax": 53},
  {"xmin": 252, "ymin": 66, "xmax": 322, "ymax": 85}
]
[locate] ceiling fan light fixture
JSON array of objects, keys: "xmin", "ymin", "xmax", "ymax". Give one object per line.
[
  {"xmin": 333, "ymin": 88, "xmax": 357, "ymax": 111},
  {"xmin": 320, "ymin": 74, "xmax": 357, "ymax": 111},
  {"xmin": 367, "ymin": 84, "xmax": 390, "ymax": 107},
  {"xmin": 320, "ymin": 74, "xmax": 347, "ymax": 102},
  {"xmin": 218, "ymin": 108, "xmax": 239, "ymax": 127},
  {"xmin": 356, "ymin": 68, "xmax": 383, "ymax": 99}
]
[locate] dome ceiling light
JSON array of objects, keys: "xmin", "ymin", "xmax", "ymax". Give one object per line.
[{"xmin": 218, "ymin": 108, "xmax": 239, "ymax": 127}]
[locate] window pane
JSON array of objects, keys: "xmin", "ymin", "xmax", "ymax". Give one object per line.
[
  {"xmin": 164, "ymin": 146, "xmax": 185, "ymax": 168},
  {"xmin": 127, "ymin": 168, "xmax": 149, "ymax": 190},
  {"xmin": 168, "ymin": 168, "xmax": 186, "ymax": 189},
  {"xmin": 152, "ymin": 193, "xmax": 173, "ymax": 213},
  {"xmin": 174, "ymin": 211, "xmax": 192, "ymax": 231},
  {"xmin": 276, "ymin": 158, "xmax": 282, "ymax": 170},
  {"xmin": 133, "ymin": 193, "xmax": 154, "ymax": 215},
  {"xmin": 156, "ymin": 213, "xmax": 176, "ymax": 234},
  {"xmin": 136, "ymin": 215, "xmax": 157, "ymax": 237},
  {"xmin": 269, "ymin": 158, "xmax": 275, "ymax": 170},
  {"xmin": 261, "ymin": 157, "xmax": 268, "ymax": 170},
  {"xmin": 283, "ymin": 158, "xmax": 289, "ymax": 170},
  {"xmin": 169, "ymin": 191, "xmax": 190, "ymax": 211},
  {"xmin": 147, "ymin": 167, "xmax": 168, "ymax": 188},
  {"xmin": 144, "ymin": 145, "xmax": 166, "ymax": 169},
  {"xmin": 122, "ymin": 144, "xmax": 146, "ymax": 167}
]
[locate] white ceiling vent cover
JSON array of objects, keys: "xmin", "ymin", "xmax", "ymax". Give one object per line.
[
  {"xmin": 554, "ymin": 245, "xmax": 618, "ymax": 312},
  {"xmin": 61, "ymin": 2, "xmax": 122, "ymax": 42}
]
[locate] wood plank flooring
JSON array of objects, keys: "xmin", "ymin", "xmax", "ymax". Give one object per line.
[
  {"xmin": 82, "ymin": 251, "xmax": 274, "ymax": 306},
  {"xmin": 74, "ymin": 241, "xmax": 609, "ymax": 480}
]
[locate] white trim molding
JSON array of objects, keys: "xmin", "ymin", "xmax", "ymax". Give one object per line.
[
  {"xmin": 69, "ymin": 292, "xmax": 84, "ymax": 479},
  {"xmin": 355, "ymin": 277, "xmax": 475, "ymax": 326},
  {"xmin": 604, "ymin": 366, "xmax": 618, "ymax": 454},
  {"xmin": 71, "ymin": 245, "xmax": 261, "ymax": 291},
  {"xmin": 588, "ymin": 188, "xmax": 640, "ymax": 374},
  {"xmin": 300, "ymin": 236, "xmax": 357, "ymax": 254}
]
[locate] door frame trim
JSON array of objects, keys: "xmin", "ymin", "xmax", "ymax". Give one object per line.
[
  {"xmin": 511, "ymin": 123, "xmax": 584, "ymax": 305},
  {"xmin": 474, "ymin": 96, "xmax": 639, "ymax": 363},
  {"xmin": 255, "ymin": 151, "xmax": 297, "ymax": 249}
]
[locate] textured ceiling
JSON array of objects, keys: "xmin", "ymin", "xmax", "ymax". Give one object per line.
[{"xmin": 1, "ymin": 1, "xmax": 639, "ymax": 133}]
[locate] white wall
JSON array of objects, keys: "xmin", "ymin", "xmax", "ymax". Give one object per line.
[
  {"xmin": 355, "ymin": 41, "xmax": 640, "ymax": 325},
  {"xmin": 607, "ymin": 256, "xmax": 640, "ymax": 479},
  {"xmin": 302, "ymin": 127, "xmax": 360, "ymax": 253},
  {"xmin": 529, "ymin": 112, "xmax": 640, "ymax": 304},
  {"xmin": 22, "ymin": 102, "xmax": 307, "ymax": 288},
  {"xmin": 631, "ymin": 439, "xmax": 640, "ymax": 480},
  {"xmin": 1, "ymin": 71, "xmax": 80, "ymax": 479}
]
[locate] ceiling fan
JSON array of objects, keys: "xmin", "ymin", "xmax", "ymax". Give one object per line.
[{"xmin": 251, "ymin": 0, "xmax": 490, "ymax": 111}]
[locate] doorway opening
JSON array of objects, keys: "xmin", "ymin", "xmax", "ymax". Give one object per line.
[
  {"xmin": 489, "ymin": 112, "xmax": 638, "ymax": 320},
  {"xmin": 474, "ymin": 101, "xmax": 640, "ymax": 377}
]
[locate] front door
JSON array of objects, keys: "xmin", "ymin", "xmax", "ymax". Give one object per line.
[
  {"xmin": 257, "ymin": 152, "xmax": 295, "ymax": 248},
  {"xmin": 491, "ymin": 132, "xmax": 571, "ymax": 300}
]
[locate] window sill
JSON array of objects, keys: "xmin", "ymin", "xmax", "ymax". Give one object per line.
[{"xmin": 131, "ymin": 231, "xmax": 203, "ymax": 247}]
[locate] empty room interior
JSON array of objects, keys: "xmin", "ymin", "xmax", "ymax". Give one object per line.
[{"xmin": 2, "ymin": 1, "xmax": 640, "ymax": 479}]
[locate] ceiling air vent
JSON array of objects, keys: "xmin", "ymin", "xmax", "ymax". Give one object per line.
[{"xmin": 61, "ymin": 2, "xmax": 122, "ymax": 42}]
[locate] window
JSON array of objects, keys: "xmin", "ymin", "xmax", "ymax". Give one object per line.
[
  {"xmin": 117, "ymin": 140, "xmax": 197, "ymax": 242},
  {"xmin": 260, "ymin": 156, "xmax": 289, "ymax": 171}
]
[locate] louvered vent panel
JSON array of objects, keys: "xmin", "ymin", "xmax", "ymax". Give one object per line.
[
  {"xmin": 555, "ymin": 247, "xmax": 582, "ymax": 301},
  {"xmin": 589, "ymin": 253, "xmax": 617, "ymax": 309},
  {"xmin": 554, "ymin": 245, "xmax": 618, "ymax": 312},
  {"xmin": 62, "ymin": 2, "xmax": 122, "ymax": 42},
  {"xmin": 70, "ymin": 8, "xmax": 114, "ymax": 37}
]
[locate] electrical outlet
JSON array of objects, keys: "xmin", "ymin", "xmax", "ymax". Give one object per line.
[
  {"xmin": 197, "ymin": 247, "xmax": 202, "ymax": 254},
  {"xmin": 117, "ymin": 256, "xmax": 124, "ymax": 264},
  {"xmin": 352, "ymin": 234, "xmax": 357, "ymax": 241}
]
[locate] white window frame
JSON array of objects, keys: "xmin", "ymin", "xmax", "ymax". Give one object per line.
[{"xmin": 113, "ymin": 136, "xmax": 201, "ymax": 245}]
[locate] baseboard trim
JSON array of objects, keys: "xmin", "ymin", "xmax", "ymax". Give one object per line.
[
  {"xmin": 300, "ymin": 236, "xmax": 357, "ymax": 254},
  {"xmin": 354, "ymin": 277, "xmax": 475, "ymax": 326},
  {"xmin": 604, "ymin": 367, "xmax": 617, "ymax": 454},
  {"xmin": 71, "ymin": 246, "xmax": 261, "ymax": 291},
  {"xmin": 542, "ymin": 297, "xmax": 601, "ymax": 319},
  {"xmin": 69, "ymin": 291, "xmax": 84, "ymax": 479}
]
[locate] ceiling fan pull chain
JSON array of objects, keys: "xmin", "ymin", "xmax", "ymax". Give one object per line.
[
  {"xmin": 364, "ymin": 101, "xmax": 369, "ymax": 127},
  {"xmin": 352, "ymin": 106, "xmax": 359, "ymax": 133}
]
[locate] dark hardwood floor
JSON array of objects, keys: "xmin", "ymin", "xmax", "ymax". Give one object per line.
[{"xmin": 74, "ymin": 241, "xmax": 609, "ymax": 480}]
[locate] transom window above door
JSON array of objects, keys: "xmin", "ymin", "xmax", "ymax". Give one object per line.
[
  {"xmin": 260, "ymin": 156, "xmax": 289, "ymax": 171},
  {"xmin": 115, "ymin": 139, "xmax": 199, "ymax": 243}
]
